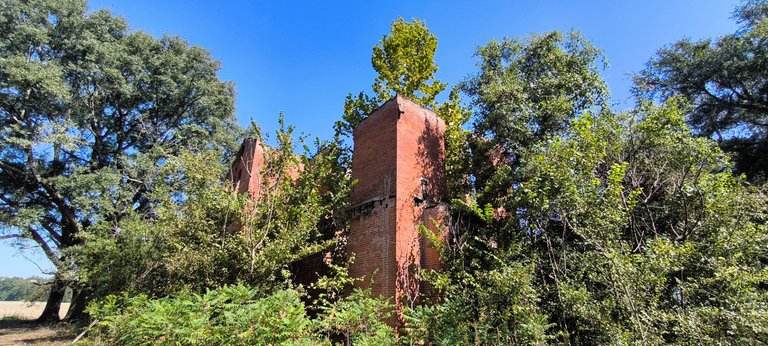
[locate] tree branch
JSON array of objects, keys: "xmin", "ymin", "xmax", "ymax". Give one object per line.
[
  {"xmin": 40, "ymin": 221, "xmax": 63, "ymax": 246},
  {"xmin": 27, "ymin": 226, "xmax": 63, "ymax": 269},
  {"xmin": 0, "ymin": 160, "xmax": 25, "ymax": 177}
]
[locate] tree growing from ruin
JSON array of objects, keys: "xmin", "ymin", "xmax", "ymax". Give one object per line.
[
  {"xmin": 335, "ymin": 18, "xmax": 446, "ymax": 141},
  {"xmin": 335, "ymin": 18, "xmax": 472, "ymax": 199}
]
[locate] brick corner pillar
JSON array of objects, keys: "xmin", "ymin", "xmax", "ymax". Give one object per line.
[
  {"xmin": 347, "ymin": 95, "xmax": 448, "ymax": 321},
  {"xmin": 227, "ymin": 137, "xmax": 266, "ymax": 197},
  {"xmin": 226, "ymin": 137, "xmax": 267, "ymax": 234}
]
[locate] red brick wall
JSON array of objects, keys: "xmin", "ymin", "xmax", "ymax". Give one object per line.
[
  {"xmin": 229, "ymin": 96, "xmax": 450, "ymax": 325},
  {"xmin": 228, "ymin": 138, "xmax": 266, "ymax": 198},
  {"xmin": 348, "ymin": 95, "xmax": 447, "ymax": 314},
  {"xmin": 227, "ymin": 138, "xmax": 304, "ymax": 233},
  {"xmin": 349, "ymin": 99, "xmax": 399, "ymax": 299},
  {"xmin": 226, "ymin": 139, "xmax": 266, "ymax": 233},
  {"xmin": 394, "ymin": 96, "xmax": 447, "ymax": 309},
  {"xmin": 420, "ymin": 205, "xmax": 449, "ymax": 271}
]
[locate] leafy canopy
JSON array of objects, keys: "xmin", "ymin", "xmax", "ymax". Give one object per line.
[
  {"xmin": 460, "ymin": 31, "xmax": 608, "ymax": 204},
  {"xmin": 335, "ymin": 18, "xmax": 472, "ymax": 199},
  {"xmin": 407, "ymin": 98, "xmax": 768, "ymax": 344},
  {"xmin": 634, "ymin": 0, "xmax": 768, "ymax": 180},
  {"xmin": 0, "ymin": 0, "xmax": 237, "ymax": 321},
  {"xmin": 335, "ymin": 18, "xmax": 447, "ymax": 141}
]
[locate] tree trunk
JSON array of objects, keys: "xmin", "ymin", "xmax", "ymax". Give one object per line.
[
  {"xmin": 63, "ymin": 287, "xmax": 89, "ymax": 321},
  {"xmin": 37, "ymin": 276, "xmax": 66, "ymax": 323}
]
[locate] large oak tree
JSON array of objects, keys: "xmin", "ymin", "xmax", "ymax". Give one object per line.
[{"xmin": 0, "ymin": 0, "xmax": 237, "ymax": 321}]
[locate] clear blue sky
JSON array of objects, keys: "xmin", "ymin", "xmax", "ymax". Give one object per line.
[{"xmin": 1, "ymin": 0, "xmax": 739, "ymax": 277}]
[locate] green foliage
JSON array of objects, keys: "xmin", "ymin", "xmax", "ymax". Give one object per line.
[
  {"xmin": 87, "ymin": 284, "xmax": 317, "ymax": 345},
  {"xmin": 403, "ymin": 206, "xmax": 551, "ymax": 344},
  {"xmin": 70, "ymin": 149, "xmax": 246, "ymax": 300},
  {"xmin": 438, "ymin": 87, "xmax": 474, "ymax": 199},
  {"xmin": 2, "ymin": 1, "xmax": 764, "ymax": 343},
  {"xmin": 461, "ymin": 30, "xmax": 608, "ymax": 204},
  {"xmin": 370, "ymin": 18, "xmax": 446, "ymax": 107},
  {"xmin": 73, "ymin": 116, "xmax": 350, "ymax": 301},
  {"xmin": 0, "ymin": 0, "xmax": 238, "ymax": 319},
  {"xmin": 85, "ymin": 265, "xmax": 396, "ymax": 345},
  {"xmin": 335, "ymin": 18, "xmax": 446, "ymax": 141},
  {"xmin": 315, "ymin": 288, "xmax": 395, "ymax": 346},
  {"xmin": 0, "ymin": 277, "xmax": 71, "ymax": 302},
  {"xmin": 406, "ymin": 97, "xmax": 768, "ymax": 344},
  {"xmin": 515, "ymin": 99, "xmax": 767, "ymax": 344},
  {"xmin": 72, "ymin": 111, "xmax": 375, "ymax": 343},
  {"xmin": 335, "ymin": 18, "xmax": 472, "ymax": 199},
  {"xmin": 635, "ymin": 0, "xmax": 768, "ymax": 180},
  {"xmin": 0, "ymin": 277, "xmax": 42, "ymax": 302},
  {"xmin": 404, "ymin": 261, "xmax": 551, "ymax": 345},
  {"xmin": 238, "ymin": 116, "xmax": 351, "ymax": 286},
  {"xmin": 313, "ymin": 260, "xmax": 395, "ymax": 345}
]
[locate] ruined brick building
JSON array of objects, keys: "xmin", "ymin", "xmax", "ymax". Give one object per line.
[
  {"xmin": 346, "ymin": 95, "xmax": 448, "ymax": 309},
  {"xmin": 229, "ymin": 95, "xmax": 448, "ymax": 312}
]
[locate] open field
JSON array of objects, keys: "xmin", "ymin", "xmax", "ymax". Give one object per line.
[
  {"xmin": 0, "ymin": 302, "xmax": 74, "ymax": 345},
  {"xmin": 0, "ymin": 302, "xmax": 70, "ymax": 321}
]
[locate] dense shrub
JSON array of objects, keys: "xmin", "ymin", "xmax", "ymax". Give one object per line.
[{"xmin": 85, "ymin": 282, "xmax": 395, "ymax": 345}]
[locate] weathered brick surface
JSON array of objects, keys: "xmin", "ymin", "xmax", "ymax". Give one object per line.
[
  {"xmin": 349, "ymin": 99, "xmax": 399, "ymax": 299},
  {"xmin": 229, "ymin": 96, "xmax": 450, "ymax": 325},
  {"xmin": 227, "ymin": 138, "xmax": 303, "ymax": 233},
  {"xmin": 228, "ymin": 138, "xmax": 266, "ymax": 197},
  {"xmin": 348, "ymin": 95, "xmax": 448, "ymax": 314},
  {"xmin": 420, "ymin": 204, "xmax": 449, "ymax": 271}
]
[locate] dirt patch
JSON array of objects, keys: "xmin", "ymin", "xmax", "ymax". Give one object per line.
[
  {"xmin": 0, "ymin": 320, "xmax": 74, "ymax": 345},
  {"xmin": 0, "ymin": 303, "xmax": 75, "ymax": 345}
]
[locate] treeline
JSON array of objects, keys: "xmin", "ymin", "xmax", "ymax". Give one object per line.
[
  {"xmin": 0, "ymin": 277, "xmax": 71, "ymax": 302},
  {"xmin": 0, "ymin": 0, "xmax": 766, "ymax": 344}
]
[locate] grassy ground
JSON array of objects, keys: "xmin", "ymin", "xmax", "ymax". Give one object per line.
[{"xmin": 0, "ymin": 302, "xmax": 74, "ymax": 345}]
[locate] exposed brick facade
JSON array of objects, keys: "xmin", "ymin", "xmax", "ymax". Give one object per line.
[
  {"xmin": 227, "ymin": 138, "xmax": 266, "ymax": 234},
  {"xmin": 348, "ymin": 95, "xmax": 448, "ymax": 313},
  {"xmin": 229, "ymin": 95, "xmax": 449, "ymax": 322},
  {"xmin": 227, "ymin": 138, "xmax": 304, "ymax": 233},
  {"xmin": 228, "ymin": 138, "xmax": 267, "ymax": 198}
]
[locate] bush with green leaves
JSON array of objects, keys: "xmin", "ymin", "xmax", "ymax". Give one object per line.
[
  {"xmin": 84, "ymin": 265, "xmax": 396, "ymax": 345},
  {"xmin": 406, "ymin": 98, "xmax": 768, "ymax": 345},
  {"xmin": 87, "ymin": 284, "xmax": 316, "ymax": 345},
  {"xmin": 312, "ymin": 261, "xmax": 395, "ymax": 346},
  {"xmin": 514, "ymin": 99, "xmax": 767, "ymax": 344},
  {"xmin": 71, "ymin": 115, "xmax": 351, "ymax": 303},
  {"xmin": 401, "ymin": 204, "xmax": 552, "ymax": 345}
]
